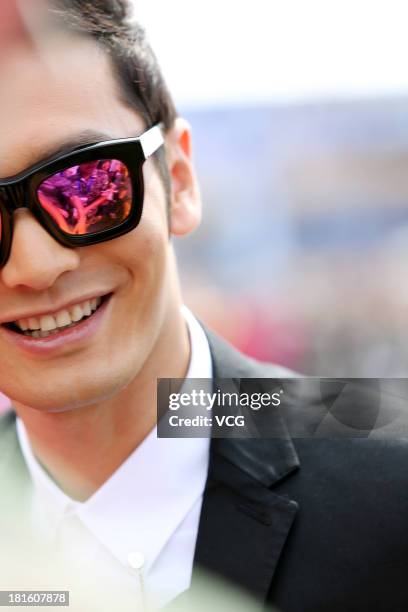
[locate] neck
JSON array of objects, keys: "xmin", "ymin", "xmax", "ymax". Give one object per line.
[{"xmin": 12, "ymin": 300, "xmax": 191, "ymax": 502}]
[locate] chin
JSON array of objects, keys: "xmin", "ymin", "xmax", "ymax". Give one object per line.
[{"xmin": 9, "ymin": 373, "xmax": 131, "ymax": 414}]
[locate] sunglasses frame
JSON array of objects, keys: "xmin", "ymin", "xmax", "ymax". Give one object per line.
[{"xmin": 0, "ymin": 124, "xmax": 164, "ymax": 267}]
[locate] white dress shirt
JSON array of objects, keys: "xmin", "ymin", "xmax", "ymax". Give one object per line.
[{"xmin": 16, "ymin": 305, "xmax": 212, "ymax": 609}]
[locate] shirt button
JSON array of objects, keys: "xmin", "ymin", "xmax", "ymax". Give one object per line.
[{"xmin": 128, "ymin": 551, "xmax": 145, "ymax": 570}]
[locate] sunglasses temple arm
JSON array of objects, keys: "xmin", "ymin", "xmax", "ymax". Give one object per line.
[{"xmin": 140, "ymin": 124, "xmax": 165, "ymax": 160}]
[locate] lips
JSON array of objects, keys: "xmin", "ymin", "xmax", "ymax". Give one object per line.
[
  {"xmin": 2, "ymin": 294, "xmax": 111, "ymax": 338},
  {"xmin": 0, "ymin": 293, "xmax": 113, "ymax": 356}
]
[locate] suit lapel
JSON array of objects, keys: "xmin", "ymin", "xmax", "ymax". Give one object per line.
[
  {"xmin": 192, "ymin": 329, "xmax": 300, "ymax": 605},
  {"xmin": 0, "ymin": 410, "xmax": 30, "ymax": 492},
  {"xmin": 0, "ymin": 410, "xmax": 33, "ymax": 533}
]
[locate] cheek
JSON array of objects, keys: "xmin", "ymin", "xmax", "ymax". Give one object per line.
[
  {"xmin": 94, "ymin": 168, "xmax": 170, "ymax": 310},
  {"xmin": 117, "ymin": 226, "xmax": 167, "ymax": 306},
  {"xmin": 110, "ymin": 165, "xmax": 169, "ymax": 275}
]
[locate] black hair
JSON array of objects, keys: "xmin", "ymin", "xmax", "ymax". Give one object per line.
[{"xmin": 50, "ymin": 0, "xmax": 178, "ymax": 206}]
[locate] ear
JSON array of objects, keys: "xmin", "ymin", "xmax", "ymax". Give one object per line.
[{"xmin": 165, "ymin": 117, "xmax": 202, "ymax": 236}]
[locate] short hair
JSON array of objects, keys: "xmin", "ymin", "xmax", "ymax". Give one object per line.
[{"xmin": 50, "ymin": 0, "xmax": 177, "ymax": 207}]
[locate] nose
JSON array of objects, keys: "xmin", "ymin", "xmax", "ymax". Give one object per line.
[{"xmin": 1, "ymin": 209, "xmax": 80, "ymax": 290}]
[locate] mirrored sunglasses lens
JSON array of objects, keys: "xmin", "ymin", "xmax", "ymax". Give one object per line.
[{"xmin": 37, "ymin": 159, "xmax": 132, "ymax": 235}]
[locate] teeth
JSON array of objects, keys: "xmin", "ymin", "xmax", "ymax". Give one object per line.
[
  {"xmin": 55, "ymin": 310, "xmax": 71, "ymax": 328},
  {"xmin": 14, "ymin": 296, "xmax": 104, "ymax": 334},
  {"xmin": 70, "ymin": 304, "xmax": 84, "ymax": 322},
  {"xmin": 40, "ymin": 315, "xmax": 57, "ymax": 332},
  {"xmin": 28, "ymin": 317, "xmax": 41, "ymax": 330},
  {"xmin": 83, "ymin": 301, "xmax": 92, "ymax": 316}
]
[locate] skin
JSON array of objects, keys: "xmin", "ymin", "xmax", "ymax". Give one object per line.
[{"xmin": 0, "ymin": 32, "xmax": 202, "ymax": 501}]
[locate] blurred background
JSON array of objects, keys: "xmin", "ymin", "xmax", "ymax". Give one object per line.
[
  {"xmin": 136, "ymin": 0, "xmax": 408, "ymax": 377},
  {"xmin": 2, "ymin": 0, "xmax": 408, "ymax": 410}
]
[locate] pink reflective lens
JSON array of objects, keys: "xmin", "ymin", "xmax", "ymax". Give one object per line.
[{"xmin": 37, "ymin": 159, "xmax": 132, "ymax": 235}]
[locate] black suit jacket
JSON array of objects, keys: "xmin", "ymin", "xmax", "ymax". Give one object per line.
[
  {"xmin": 188, "ymin": 329, "xmax": 408, "ymax": 612},
  {"xmin": 1, "ymin": 329, "xmax": 407, "ymax": 611}
]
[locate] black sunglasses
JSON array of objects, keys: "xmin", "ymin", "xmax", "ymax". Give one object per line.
[{"xmin": 0, "ymin": 124, "xmax": 164, "ymax": 267}]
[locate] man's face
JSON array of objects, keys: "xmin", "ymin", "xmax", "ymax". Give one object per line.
[{"xmin": 0, "ymin": 34, "xmax": 198, "ymax": 411}]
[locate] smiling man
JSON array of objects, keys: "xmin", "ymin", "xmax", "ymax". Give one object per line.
[
  {"xmin": 0, "ymin": 1, "xmax": 209, "ymax": 608},
  {"xmin": 0, "ymin": 2, "xmax": 407, "ymax": 611}
]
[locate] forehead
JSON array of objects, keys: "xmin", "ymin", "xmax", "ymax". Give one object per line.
[{"xmin": 0, "ymin": 34, "xmax": 145, "ymax": 176}]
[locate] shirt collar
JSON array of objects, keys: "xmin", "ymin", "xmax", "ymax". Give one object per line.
[{"xmin": 16, "ymin": 305, "xmax": 212, "ymax": 571}]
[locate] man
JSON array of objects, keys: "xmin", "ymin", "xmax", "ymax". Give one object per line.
[{"xmin": 0, "ymin": 1, "xmax": 407, "ymax": 611}]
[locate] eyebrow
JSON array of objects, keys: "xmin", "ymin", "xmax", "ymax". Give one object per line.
[
  {"xmin": 1, "ymin": 131, "xmax": 119, "ymax": 181},
  {"xmin": 38, "ymin": 130, "xmax": 115, "ymax": 162}
]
